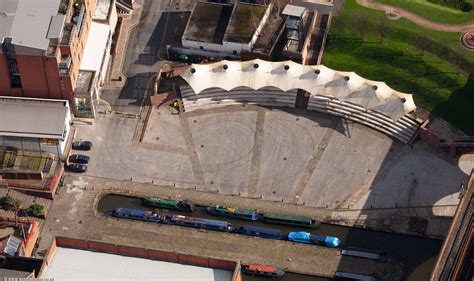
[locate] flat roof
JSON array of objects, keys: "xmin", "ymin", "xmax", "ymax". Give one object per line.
[
  {"xmin": 80, "ymin": 21, "xmax": 110, "ymax": 71},
  {"xmin": 182, "ymin": 2, "xmax": 232, "ymax": 44},
  {"xmin": 0, "ymin": 96, "xmax": 69, "ymax": 140},
  {"xmin": 75, "ymin": 70, "xmax": 95, "ymax": 93},
  {"xmin": 282, "ymin": 5, "xmax": 306, "ymax": 18},
  {"xmin": 93, "ymin": 0, "xmax": 111, "ymax": 20},
  {"xmin": 0, "ymin": 0, "xmax": 61, "ymax": 52},
  {"xmin": 223, "ymin": 2, "xmax": 266, "ymax": 43},
  {"xmin": 42, "ymin": 247, "xmax": 233, "ymax": 280}
]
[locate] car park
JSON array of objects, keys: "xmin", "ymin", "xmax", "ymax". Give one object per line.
[
  {"xmin": 69, "ymin": 154, "xmax": 90, "ymax": 164},
  {"xmin": 72, "ymin": 141, "xmax": 92, "ymax": 151},
  {"xmin": 66, "ymin": 163, "xmax": 87, "ymax": 173}
]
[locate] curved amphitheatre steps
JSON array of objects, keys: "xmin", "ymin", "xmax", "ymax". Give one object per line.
[{"xmin": 179, "ymin": 59, "xmax": 421, "ymax": 144}]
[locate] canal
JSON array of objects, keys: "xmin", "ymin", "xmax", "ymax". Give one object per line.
[{"xmin": 98, "ymin": 194, "xmax": 443, "ymax": 281}]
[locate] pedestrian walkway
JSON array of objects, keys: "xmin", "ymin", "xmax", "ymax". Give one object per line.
[
  {"xmin": 105, "ymin": 5, "xmax": 142, "ymax": 89},
  {"xmin": 356, "ymin": 0, "xmax": 474, "ymax": 32}
]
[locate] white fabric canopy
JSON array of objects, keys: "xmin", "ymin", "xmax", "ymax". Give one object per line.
[{"xmin": 181, "ymin": 59, "xmax": 416, "ymax": 121}]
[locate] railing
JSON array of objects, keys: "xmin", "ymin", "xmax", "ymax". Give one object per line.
[
  {"xmin": 45, "ymin": 45, "xmax": 58, "ymax": 57},
  {"xmin": 76, "ymin": 4, "xmax": 86, "ymax": 37},
  {"xmin": 59, "ymin": 56, "xmax": 72, "ymax": 75},
  {"xmin": 60, "ymin": 23, "xmax": 76, "ymax": 46},
  {"xmin": 58, "ymin": 0, "xmax": 72, "ymax": 14}
]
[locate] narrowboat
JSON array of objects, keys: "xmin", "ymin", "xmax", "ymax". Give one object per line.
[
  {"xmin": 110, "ymin": 208, "xmax": 162, "ymax": 222},
  {"xmin": 287, "ymin": 232, "xmax": 341, "ymax": 248},
  {"xmin": 260, "ymin": 213, "xmax": 320, "ymax": 228},
  {"xmin": 341, "ymin": 247, "xmax": 387, "ymax": 262},
  {"xmin": 237, "ymin": 225, "xmax": 284, "ymax": 240},
  {"xmin": 166, "ymin": 215, "xmax": 233, "ymax": 232},
  {"xmin": 206, "ymin": 205, "xmax": 258, "ymax": 221},
  {"xmin": 241, "ymin": 264, "xmax": 285, "ymax": 278},
  {"xmin": 142, "ymin": 197, "xmax": 195, "ymax": 212},
  {"xmin": 334, "ymin": 272, "xmax": 382, "ymax": 281}
]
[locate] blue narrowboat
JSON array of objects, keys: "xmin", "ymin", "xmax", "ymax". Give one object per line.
[
  {"xmin": 237, "ymin": 225, "xmax": 284, "ymax": 240},
  {"xmin": 110, "ymin": 208, "xmax": 162, "ymax": 222},
  {"xmin": 167, "ymin": 215, "xmax": 234, "ymax": 232},
  {"xmin": 288, "ymin": 232, "xmax": 341, "ymax": 248}
]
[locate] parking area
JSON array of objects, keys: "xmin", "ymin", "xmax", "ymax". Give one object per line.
[{"xmin": 71, "ymin": 105, "xmax": 467, "ymax": 211}]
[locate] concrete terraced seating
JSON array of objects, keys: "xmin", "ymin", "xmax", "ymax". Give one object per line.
[
  {"xmin": 180, "ymin": 86, "xmax": 298, "ymax": 111},
  {"xmin": 308, "ymin": 95, "xmax": 419, "ymax": 143}
]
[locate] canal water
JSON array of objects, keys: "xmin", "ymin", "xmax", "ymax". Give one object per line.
[{"xmin": 98, "ymin": 194, "xmax": 443, "ymax": 281}]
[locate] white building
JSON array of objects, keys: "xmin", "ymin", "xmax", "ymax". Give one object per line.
[
  {"xmin": 181, "ymin": 1, "xmax": 271, "ymax": 57},
  {"xmin": 0, "ymin": 96, "xmax": 72, "ymax": 158},
  {"xmin": 74, "ymin": 0, "xmax": 118, "ymax": 118}
]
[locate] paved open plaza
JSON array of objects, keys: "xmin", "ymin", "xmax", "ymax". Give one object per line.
[{"xmin": 75, "ymin": 105, "xmax": 466, "ymax": 211}]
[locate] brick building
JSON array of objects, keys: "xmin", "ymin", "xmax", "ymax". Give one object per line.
[{"xmin": 0, "ymin": 0, "xmax": 116, "ymax": 118}]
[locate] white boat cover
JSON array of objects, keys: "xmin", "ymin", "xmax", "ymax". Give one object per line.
[{"xmin": 180, "ymin": 59, "xmax": 416, "ymax": 121}]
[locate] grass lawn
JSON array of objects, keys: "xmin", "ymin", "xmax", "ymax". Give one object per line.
[
  {"xmin": 323, "ymin": 0, "xmax": 474, "ymax": 134},
  {"xmin": 375, "ymin": 0, "xmax": 474, "ymax": 24}
]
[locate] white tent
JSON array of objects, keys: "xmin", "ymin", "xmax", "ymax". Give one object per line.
[{"xmin": 181, "ymin": 59, "xmax": 416, "ymax": 121}]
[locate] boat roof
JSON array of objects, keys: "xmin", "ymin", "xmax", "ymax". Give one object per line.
[
  {"xmin": 148, "ymin": 197, "xmax": 179, "ymax": 203},
  {"xmin": 116, "ymin": 208, "xmax": 147, "ymax": 216},
  {"xmin": 177, "ymin": 216, "xmax": 230, "ymax": 227},
  {"xmin": 246, "ymin": 264, "xmax": 276, "ymax": 273},
  {"xmin": 214, "ymin": 205, "xmax": 255, "ymax": 214},
  {"xmin": 263, "ymin": 213, "xmax": 312, "ymax": 223},
  {"xmin": 240, "ymin": 225, "xmax": 282, "ymax": 234}
]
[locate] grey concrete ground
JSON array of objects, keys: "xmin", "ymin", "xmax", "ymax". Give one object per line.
[{"xmin": 74, "ymin": 105, "xmax": 466, "ymax": 213}]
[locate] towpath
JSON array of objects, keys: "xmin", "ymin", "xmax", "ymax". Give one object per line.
[{"xmin": 356, "ymin": 0, "xmax": 474, "ymax": 32}]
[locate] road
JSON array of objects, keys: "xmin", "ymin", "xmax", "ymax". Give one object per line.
[{"xmin": 102, "ymin": 0, "xmax": 176, "ymax": 114}]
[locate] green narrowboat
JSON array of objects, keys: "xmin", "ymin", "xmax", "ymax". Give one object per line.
[
  {"xmin": 207, "ymin": 205, "xmax": 258, "ymax": 221},
  {"xmin": 142, "ymin": 197, "xmax": 195, "ymax": 212},
  {"xmin": 260, "ymin": 212, "xmax": 320, "ymax": 228}
]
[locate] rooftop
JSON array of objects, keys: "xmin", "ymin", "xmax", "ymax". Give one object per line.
[
  {"xmin": 0, "ymin": 148, "xmax": 53, "ymax": 173},
  {"xmin": 42, "ymin": 247, "xmax": 233, "ymax": 280},
  {"xmin": 80, "ymin": 21, "xmax": 110, "ymax": 71},
  {"xmin": 0, "ymin": 96, "xmax": 69, "ymax": 140},
  {"xmin": 223, "ymin": 2, "xmax": 266, "ymax": 43},
  {"xmin": 0, "ymin": 0, "xmax": 62, "ymax": 53},
  {"xmin": 282, "ymin": 4, "xmax": 306, "ymax": 18},
  {"xmin": 75, "ymin": 70, "xmax": 95, "ymax": 93},
  {"xmin": 182, "ymin": 2, "xmax": 232, "ymax": 44},
  {"xmin": 93, "ymin": 0, "xmax": 111, "ymax": 20}
]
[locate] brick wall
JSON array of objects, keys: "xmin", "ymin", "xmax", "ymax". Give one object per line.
[{"xmin": 49, "ymin": 237, "xmax": 238, "ymax": 272}]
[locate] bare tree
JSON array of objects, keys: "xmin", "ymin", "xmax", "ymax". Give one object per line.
[
  {"xmin": 332, "ymin": 16, "xmax": 346, "ymax": 38},
  {"xmin": 414, "ymin": 35, "xmax": 430, "ymax": 56},
  {"xmin": 353, "ymin": 13, "xmax": 369, "ymax": 40},
  {"xmin": 376, "ymin": 18, "xmax": 390, "ymax": 43}
]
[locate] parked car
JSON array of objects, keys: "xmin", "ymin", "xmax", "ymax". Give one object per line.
[
  {"xmin": 69, "ymin": 154, "xmax": 90, "ymax": 164},
  {"xmin": 72, "ymin": 141, "xmax": 92, "ymax": 151},
  {"xmin": 66, "ymin": 163, "xmax": 87, "ymax": 173}
]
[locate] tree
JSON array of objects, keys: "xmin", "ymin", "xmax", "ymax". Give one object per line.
[
  {"xmin": 2, "ymin": 195, "xmax": 20, "ymax": 211},
  {"xmin": 2, "ymin": 195, "xmax": 21, "ymax": 226},
  {"xmin": 353, "ymin": 13, "xmax": 369, "ymax": 40},
  {"xmin": 376, "ymin": 19, "xmax": 391, "ymax": 43},
  {"xmin": 414, "ymin": 35, "xmax": 430, "ymax": 56},
  {"xmin": 332, "ymin": 16, "xmax": 346, "ymax": 38},
  {"xmin": 28, "ymin": 204, "xmax": 45, "ymax": 218}
]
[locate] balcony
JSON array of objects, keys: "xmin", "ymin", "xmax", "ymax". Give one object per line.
[
  {"xmin": 74, "ymin": 3, "xmax": 86, "ymax": 37},
  {"xmin": 45, "ymin": 45, "xmax": 58, "ymax": 58},
  {"xmin": 58, "ymin": 0, "xmax": 72, "ymax": 14},
  {"xmin": 59, "ymin": 56, "xmax": 72, "ymax": 75},
  {"xmin": 60, "ymin": 23, "xmax": 76, "ymax": 46}
]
